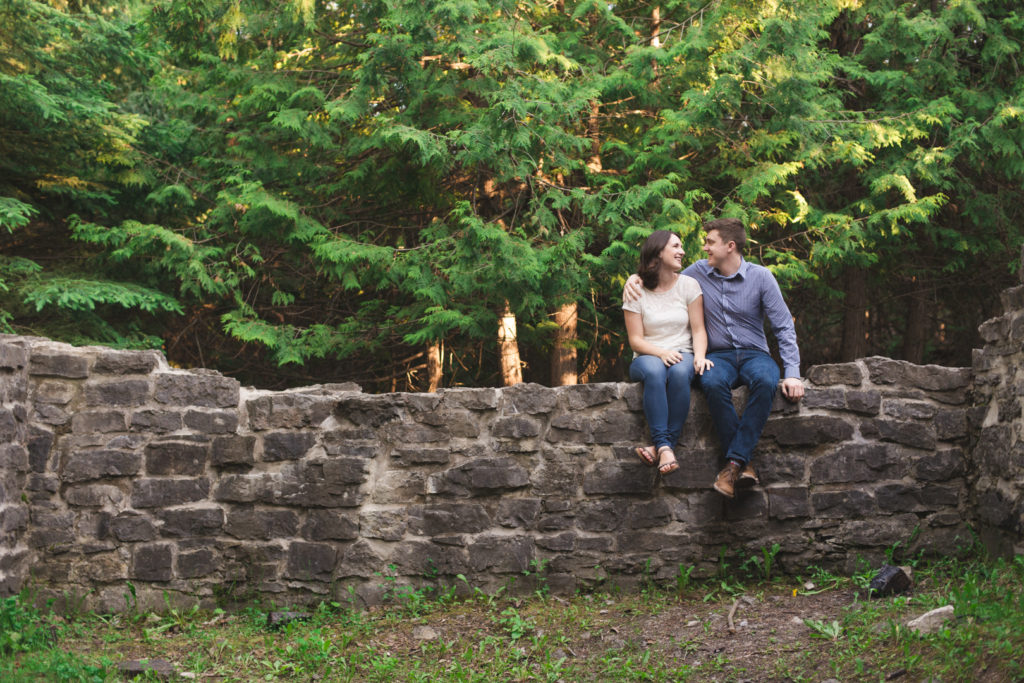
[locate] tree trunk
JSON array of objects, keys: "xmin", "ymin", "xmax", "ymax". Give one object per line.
[
  {"xmin": 498, "ymin": 302, "xmax": 523, "ymax": 386},
  {"xmin": 550, "ymin": 302, "xmax": 578, "ymax": 386},
  {"xmin": 426, "ymin": 341, "xmax": 443, "ymax": 392},
  {"xmin": 902, "ymin": 277, "xmax": 930, "ymax": 363},
  {"xmin": 586, "ymin": 100, "xmax": 601, "ymax": 173},
  {"xmin": 840, "ymin": 267, "xmax": 868, "ymax": 361}
]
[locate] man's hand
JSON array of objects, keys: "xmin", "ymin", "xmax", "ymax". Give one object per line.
[
  {"xmin": 781, "ymin": 377, "xmax": 805, "ymax": 402},
  {"xmin": 694, "ymin": 356, "xmax": 714, "ymax": 375},
  {"xmin": 623, "ymin": 274, "xmax": 643, "ymax": 303}
]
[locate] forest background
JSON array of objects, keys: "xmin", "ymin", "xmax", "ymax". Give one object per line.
[{"xmin": 2, "ymin": 0, "xmax": 1023, "ymax": 392}]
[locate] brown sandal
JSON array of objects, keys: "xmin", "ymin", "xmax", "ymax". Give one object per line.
[
  {"xmin": 635, "ymin": 446, "xmax": 656, "ymax": 467},
  {"xmin": 657, "ymin": 446, "xmax": 679, "ymax": 475}
]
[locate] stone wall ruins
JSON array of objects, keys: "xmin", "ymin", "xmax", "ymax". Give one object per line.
[
  {"xmin": 0, "ymin": 331, "xmax": 989, "ymax": 613},
  {"xmin": 969, "ymin": 255, "xmax": 1024, "ymax": 556}
]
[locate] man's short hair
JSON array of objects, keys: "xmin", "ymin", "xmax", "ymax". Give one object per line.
[{"xmin": 704, "ymin": 217, "xmax": 747, "ymax": 253}]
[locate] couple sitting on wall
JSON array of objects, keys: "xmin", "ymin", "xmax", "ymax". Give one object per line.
[{"xmin": 623, "ymin": 217, "xmax": 805, "ymax": 498}]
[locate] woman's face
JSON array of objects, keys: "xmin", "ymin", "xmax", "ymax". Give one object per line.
[{"xmin": 659, "ymin": 234, "xmax": 685, "ymax": 271}]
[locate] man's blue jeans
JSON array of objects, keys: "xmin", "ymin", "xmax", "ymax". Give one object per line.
[
  {"xmin": 699, "ymin": 349, "xmax": 780, "ymax": 465},
  {"xmin": 629, "ymin": 353, "xmax": 695, "ymax": 451}
]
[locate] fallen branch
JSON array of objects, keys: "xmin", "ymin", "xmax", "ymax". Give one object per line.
[{"xmin": 727, "ymin": 598, "xmax": 740, "ymax": 634}]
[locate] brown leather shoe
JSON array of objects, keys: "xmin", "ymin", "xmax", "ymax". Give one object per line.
[
  {"xmin": 713, "ymin": 461, "xmax": 742, "ymax": 498},
  {"xmin": 737, "ymin": 463, "xmax": 759, "ymax": 487}
]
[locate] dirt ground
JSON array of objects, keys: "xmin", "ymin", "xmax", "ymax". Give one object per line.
[{"xmin": 367, "ymin": 585, "xmax": 895, "ymax": 681}]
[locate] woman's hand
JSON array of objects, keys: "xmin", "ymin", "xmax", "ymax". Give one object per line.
[
  {"xmin": 694, "ymin": 356, "xmax": 714, "ymax": 375},
  {"xmin": 659, "ymin": 350, "xmax": 683, "ymax": 366}
]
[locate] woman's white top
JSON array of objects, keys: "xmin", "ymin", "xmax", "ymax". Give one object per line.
[{"xmin": 622, "ymin": 274, "xmax": 702, "ymax": 354}]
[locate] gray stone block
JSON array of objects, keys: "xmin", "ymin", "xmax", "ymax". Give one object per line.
[
  {"xmin": 626, "ymin": 499, "xmax": 672, "ymax": 529},
  {"xmin": 158, "ymin": 507, "xmax": 224, "ymax": 536},
  {"xmin": 546, "ymin": 413, "xmax": 591, "ymax": 443},
  {"xmin": 224, "ymin": 507, "xmax": 299, "ymax": 539},
  {"xmin": 132, "ymin": 543, "xmax": 173, "ymax": 581},
  {"xmin": 130, "ymin": 410, "xmax": 183, "ymax": 433},
  {"xmin": 806, "ymin": 363, "xmax": 863, "ymax": 386},
  {"xmin": 262, "ymin": 431, "xmax": 316, "ymax": 461},
  {"xmin": 131, "ymin": 478, "xmax": 210, "ymax": 508},
  {"xmin": 274, "ymin": 465, "xmax": 365, "ymax": 508},
  {"xmin": 809, "ymin": 443, "xmax": 903, "ymax": 484},
  {"xmin": 408, "ymin": 503, "xmax": 490, "ymax": 536},
  {"xmin": 211, "ymin": 435, "xmax": 256, "ymax": 467},
  {"xmin": 63, "ymin": 449, "xmax": 141, "ymax": 483},
  {"xmin": 335, "ymin": 394, "xmax": 404, "ymax": 426},
  {"xmin": 811, "ymin": 489, "xmax": 875, "ymax": 517},
  {"xmin": 64, "ymin": 484, "xmax": 125, "ymax": 507},
  {"xmin": 93, "ymin": 349, "xmax": 161, "ymax": 375},
  {"xmin": 802, "ymin": 387, "xmax": 846, "ymax": 410},
  {"xmin": 495, "ymin": 498, "xmax": 542, "ymax": 529},
  {"xmin": 768, "ymin": 487, "xmax": 809, "ymax": 519},
  {"xmin": 389, "ymin": 540, "xmax": 468, "ymax": 577},
  {"xmin": 492, "ymin": 415, "xmax": 542, "ymax": 439},
  {"xmin": 391, "ymin": 447, "xmax": 451, "ymax": 467},
  {"xmin": 184, "ymin": 409, "xmax": 239, "ymax": 434},
  {"xmin": 247, "ymin": 393, "xmax": 336, "ymax": 430},
  {"xmin": 865, "ymin": 418, "xmax": 937, "ymax": 449},
  {"xmin": 110, "ymin": 513, "xmax": 157, "ymax": 542},
  {"xmin": 468, "ymin": 534, "xmax": 534, "ymax": 573},
  {"xmin": 762, "ymin": 416, "xmax": 854, "ymax": 447},
  {"xmin": 529, "ymin": 457, "xmax": 583, "ymax": 497},
  {"xmin": 153, "ymin": 372, "xmax": 240, "ymax": 408},
  {"xmin": 934, "ymin": 409, "xmax": 968, "ymax": 440},
  {"xmin": 321, "ymin": 431, "xmax": 377, "ymax": 457},
  {"xmin": 83, "ymin": 379, "xmax": 150, "ymax": 407},
  {"xmin": 383, "ymin": 422, "xmax": 449, "ymax": 444},
  {"xmin": 582, "ymin": 462, "xmax": 656, "ymax": 496},
  {"xmin": 440, "ymin": 457, "xmax": 529, "ymax": 494},
  {"xmin": 592, "ymin": 410, "xmax": 645, "ymax": 444},
  {"xmin": 336, "ymin": 539, "xmax": 387, "ymax": 578},
  {"xmin": 145, "ymin": 439, "xmax": 208, "ymax": 476},
  {"xmin": 284, "ymin": 541, "xmax": 336, "ymax": 581},
  {"xmin": 358, "ymin": 509, "xmax": 408, "ymax": 540},
  {"xmin": 26, "ymin": 426, "xmax": 53, "ymax": 473},
  {"xmin": 302, "ymin": 510, "xmax": 360, "ymax": 541},
  {"xmin": 441, "ymin": 387, "xmax": 499, "ymax": 410},
  {"xmin": 0, "ymin": 342, "xmax": 28, "ymax": 369},
  {"xmin": 0, "ymin": 443, "xmax": 27, "ymax": 471},
  {"xmin": 576, "ymin": 500, "xmax": 623, "ymax": 532},
  {"xmin": 560, "ymin": 383, "xmax": 621, "ymax": 410},
  {"xmin": 915, "ymin": 448, "xmax": 966, "ymax": 481},
  {"xmin": 843, "ymin": 389, "xmax": 884, "ymax": 417},
  {"xmin": 502, "ymin": 383, "xmax": 559, "ymax": 414},
  {"xmin": 839, "ymin": 513, "xmax": 919, "ymax": 547},
  {"xmin": 71, "ymin": 410, "xmax": 128, "ymax": 433},
  {"xmin": 863, "ymin": 357, "xmax": 971, "ymax": 392},
  {"xmin": 178, "ymin": 548, "xmax": 219, "ymax": 578},
  {"xmin": 33, "ymin": 379, "xmax": 76, "ymax": 404},
  {"xmin": 29, "ymin": 351, "xmax": 89, "ymax": 378}
]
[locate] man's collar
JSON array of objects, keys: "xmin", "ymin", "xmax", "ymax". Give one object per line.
[{"xmin": 706, "ymin": 257, "xmax": 747, "ymax": 279}]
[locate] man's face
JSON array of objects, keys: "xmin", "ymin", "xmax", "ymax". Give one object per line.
[{"xmin": 703, "ymin": 229, "xmax": 731, "ymax": 268}]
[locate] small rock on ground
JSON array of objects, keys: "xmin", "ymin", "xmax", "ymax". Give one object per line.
[{"xmin": 907, "ymin": 605, "xmax": 955, "ymax": 634}]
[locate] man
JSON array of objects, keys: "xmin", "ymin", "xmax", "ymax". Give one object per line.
[{"xmin": 624, "ymin": 217, "xmax": 804, "ymax": 498}]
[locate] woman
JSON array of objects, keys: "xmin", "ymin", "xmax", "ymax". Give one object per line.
[{"xmin": 623, "ymin": 230, "xmax": 713, "ymax": 474}]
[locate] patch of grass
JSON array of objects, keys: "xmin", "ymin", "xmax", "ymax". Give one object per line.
[{"xmin": 1, "ymin": 554, "xmax": 1021, "ymax": 681}]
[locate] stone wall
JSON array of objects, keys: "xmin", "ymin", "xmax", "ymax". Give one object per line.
[
  {"xmin": 0, "ymin": 341, "xmax": 30, "ymax": 595},
  {"xmin": 970, "ymin": 253, "xmax": 1024, "ymax": 556},
  {"xmin": 0, "ymin": 331, "xmax": 983, "ymax": 612}
]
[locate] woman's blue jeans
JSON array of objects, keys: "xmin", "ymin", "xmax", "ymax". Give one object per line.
[
  {"xmin": 629, "ymin": 353, "xmax": 695, "ymax": 451},
  {"xmin": 698, "ymin": 349, "xmax": 780, "ymax": 465}
]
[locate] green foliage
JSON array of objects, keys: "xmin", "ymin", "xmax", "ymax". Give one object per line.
[
  {"xmin": 1, "ymin": 0, "xmax": 1022, "ymax": 386},
  {"xmin": 0, "ymin": 595, "xmax": 49, "ymax": 654}
]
